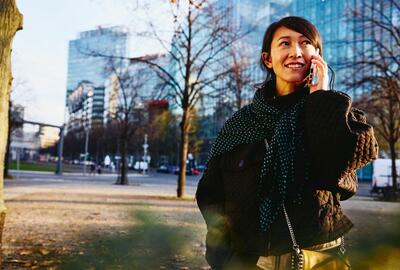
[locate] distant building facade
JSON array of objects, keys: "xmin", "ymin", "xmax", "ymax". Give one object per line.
[
  {"xmin": 66, "ymin": 26, "xmax": 129, "ymax": 131},
  {"xmin": 197, "ymin": 0, "xmax": 292, "ymax": 160},
  {"xmin": 292, "ymin": 0, "xmax": 399, "ymax": 95},
  {"xmin": 147, "ymin": 100, "xmax": 169, "ymax": 123},
  {"xmin": 198, "ymin": 0, "xmax": 397, "ymax": 158},
  {"xmin": 10, "ymin": 130, "xmax": 41, "ymax": 161},
  {"xmin": 291, "ymin": 0, "xmax": 354, "ymax": 93},
  {"xmin": 67, "ymin": 81, "xmax": 99, "ymax": 132},
  {"xmin": 103, "ymin": 54, "xmax": 168, "ymax": 124}
]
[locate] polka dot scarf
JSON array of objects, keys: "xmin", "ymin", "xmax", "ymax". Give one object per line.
[{"xmin": 208, "ymin": 81, "xmax": 309, "ymax": 231}]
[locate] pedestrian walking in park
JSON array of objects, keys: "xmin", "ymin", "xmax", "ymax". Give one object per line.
[
  {"xmin": 196, "ymin": 16, "xmax": 378, "ymax": 270},
  {"xmin": 89, "ymin": 163, "xmax": 96, "ymax": 176},
  {"xmin": 96, "ymin": 164, "xmax": 102, "ymax": 174}
]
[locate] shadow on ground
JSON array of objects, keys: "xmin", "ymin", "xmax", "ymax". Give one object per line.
[
  {"xmin": 347, "ymin": 213, "xmax": 400, "ymax": 270},
  {"xmin": 58, "ymin": 209, "xmax": 208, "ymax": 270}
]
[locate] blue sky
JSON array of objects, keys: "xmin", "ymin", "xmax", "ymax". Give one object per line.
[{"xmin": 12, "ymin": 0, "xmax": 172, "ymax": 127}]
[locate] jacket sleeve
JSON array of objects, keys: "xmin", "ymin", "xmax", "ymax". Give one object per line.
[
  {"xmin": 196, "ymin": 157, "xmax": 231, "ymax": 269},
  {"xmin": 305, "ymin": 90, "xmax": 379, "ymax": 198}
]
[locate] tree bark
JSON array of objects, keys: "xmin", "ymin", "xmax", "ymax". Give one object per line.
[
  {"xmin": 0, "ymin": 0, "xmax": 23, "ymax": 265},
  {"xmin": 389, "ymin": 140, "xmax": 398, "ymax": 199},
  {"xmin": 177, "ymin": 107, "xmax": 190, "ymax": 198},
  {"xmin": 116, "ymin": 124, "xmax": 128, "ymax": 185},
  {"xmin": 3, "ymin": 100, "xmax": 11, "ymax": 178}
]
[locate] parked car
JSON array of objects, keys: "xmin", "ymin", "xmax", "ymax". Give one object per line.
[
  {"xmin": 174, "ymin": 166, "xmax": 201, "ymax": 175},
  {"xmin": 371, "ymin": 159, "xmax": 400, "ymax": 196},
  {"xmin": 157, "ymin": 165, "xmax": 169, "ymax": 173},
  {"xmin": 190, "ymin": 168, "xmax": 201, "ymax": 175},
  {"xmin": 133, "ymin": 161, "xmax": 148, "ymax": 171},
  {"xmin": 168, "ymin": 165, "xmax": 178, "ymax": 173},
  {"xmin": 196, "ymin": 164, "xmax": 206, "ymax": 172}
]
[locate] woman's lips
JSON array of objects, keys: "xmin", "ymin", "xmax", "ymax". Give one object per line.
[{"xmin": 284, "ymin": 63, "xmax": 305, "ymax": 70}]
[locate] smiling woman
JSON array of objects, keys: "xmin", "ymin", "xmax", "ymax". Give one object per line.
[
  {"xmin": 196, "ymin": 16, "xmax": 378, "ymax": 270},
  {"xmin": 260, "ymin": 18, "xmax": 327, "ymax": 96}
]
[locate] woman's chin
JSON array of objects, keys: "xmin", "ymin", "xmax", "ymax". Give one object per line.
[
  {"xmin": 283, "ymin": 75, "xmax": 307, "ymax": 83},
  {"xmin": 289, "ymin": 78, "xmax": 308, "ymax": 87}
]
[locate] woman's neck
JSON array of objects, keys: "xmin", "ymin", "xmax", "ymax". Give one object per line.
[{"xmin": 275, "ymin": 79, "xmax": 305, "ymax": 96}]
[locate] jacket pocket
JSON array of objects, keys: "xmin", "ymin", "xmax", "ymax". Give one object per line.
[{"xmin": 222, "ymin": 155, "xmax": 262, "ymax": 214}]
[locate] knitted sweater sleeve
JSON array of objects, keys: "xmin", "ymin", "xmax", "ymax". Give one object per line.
[
  {"xmin": 305, "ymin": 90, "xmax": 378, "ymax": 198},
  {"xmin": 196, "ymin": 157, "xmax": 231, "ymax": 269}
]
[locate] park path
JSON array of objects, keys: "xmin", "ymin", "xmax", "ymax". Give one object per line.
[
  {"xmin": 2, "ymin": 177, "xmax": 400, "ymax": 269},
  {"xmin": 3, "ymin": 178, "xmax": 207, "ymax": 269}
]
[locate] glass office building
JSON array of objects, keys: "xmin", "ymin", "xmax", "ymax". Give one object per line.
[
  {"xmin": 291, "ymin": 0, "xmax": 399, "ymax": 95},
  {"xmin": 197, "ymin": 0, "xmax": 292, "ymax": 162},
  {"xmin": 66, "ymin": 26, "xmax": 128, "ymax": 130},
  {"xmin": 291, "ymin": 0, "xmax": 351, "ymax": 93},
  {"xmin": 197, "ymin": 1, "xmax": 292, "ymax": 132}
]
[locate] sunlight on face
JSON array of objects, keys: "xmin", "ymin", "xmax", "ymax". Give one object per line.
[{"xmin": 264, "ymin": 26, "xmax": 318, "ymax": 93}]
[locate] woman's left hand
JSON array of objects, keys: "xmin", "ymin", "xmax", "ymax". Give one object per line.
[{"xmin": 309, "ymin": 54, "xmax": 329, "ymax": 93}]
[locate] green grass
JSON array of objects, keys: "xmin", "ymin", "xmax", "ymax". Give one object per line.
[
  {"xmin": 9, "ymin": 161, "xmax": 56, "ymax": 172},
  {"xmin": 8, "ymin": 161, "xmax": 84, "ymax": 173}
]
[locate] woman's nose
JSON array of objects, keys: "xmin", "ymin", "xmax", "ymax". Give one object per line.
[{"xmin": 289, "ymin": 44, "xmax": 302, "ymax": 58}]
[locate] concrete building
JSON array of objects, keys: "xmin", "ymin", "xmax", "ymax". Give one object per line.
[
  {"xmin": 67, "ymin": 81, "xmax": 97, "ymax": 132},
  {"xmin": 10, "ymin": 130, "xmax": 41, "ymax": 161}
]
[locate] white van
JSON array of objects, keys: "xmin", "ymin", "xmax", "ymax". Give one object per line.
[
  {"xmin": 133, "ymin": 161, "xmax": 148, "ymax": 171},
  {"xmin": 371, "ymin": 159, "xmax": 400, "ymax": 193}
]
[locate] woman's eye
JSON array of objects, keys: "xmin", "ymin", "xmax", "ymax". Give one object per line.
[
  {"xmin": 279, "ymin": 41, "xmax": 289, "ymax": 46},
  {"xmin": 302, "ymin": 40, "xmax": 312, "ymax": 45}
]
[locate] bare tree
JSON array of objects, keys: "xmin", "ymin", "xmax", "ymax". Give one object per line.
[
  {"xmin": 0, "ymin": 0, "xmax": 23, "ymax": 263},
  {"xmin": 353, "ymin": 78, "xmax": 400, "ymax": 199},
  {"xmin": 104, "ymin": 57, "xmax": 152, "ymax": 185},
  {"xmin": 132, "ymin": 1, "xmax": 243, "ymax": 197},
  {"xmin": 77, "ymin": 1, "xmax": 248, "ymax": 196},
  {"xmin": 147, "ymin": 110, "xmax": 180, "ymax": 166},
  {"xmin": 4, "ymin": 78, "xmax": 29, "ymax": 178},
  {"xmin": 4, "ymin": 100, "xmax": 23, "ymax": 178},
  {"xmin": 341, "ymin": 0, "xmax": 400, "ymax": 198},
  {"xmin": 224, "ymin": 43, "xmax": 254, "ymax": 110}
]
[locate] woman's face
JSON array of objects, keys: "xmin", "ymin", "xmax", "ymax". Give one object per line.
[{"xmin": 262, "ymin": 26, "xmax": 318, "ymax": 91}]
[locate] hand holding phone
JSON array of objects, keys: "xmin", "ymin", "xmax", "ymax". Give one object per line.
[
  {"xmin": 307, "ymin": 48, "xmax": 329, "ymax": 92},
  {"xmin": 307, "ymin": 48, "xmax": 319, "ymax": 88}
]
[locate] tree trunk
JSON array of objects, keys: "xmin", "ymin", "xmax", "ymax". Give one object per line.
[
  {"xmin": 389, "ymin": 141, "xmax": 398, "ymax": 199},
  {"xmin": 0, "ymin": 0, "xmax": 23, "ymax": 265},
  {"xmin": 236, "ymin": 90, "xmax": 242, "ymax": 110},
  {"xmin": 3, "ymin": 100, "xmax": 11, "ymax": 178},
  {"xmin": 177, "ymin": 107, "xmax": 190, "ymax": 198},
  {"xmin": 116, "ymin": 127, "xmax": 128, "ymax": 185}
]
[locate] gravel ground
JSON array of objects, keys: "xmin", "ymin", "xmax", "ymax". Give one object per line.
[
  {"xmin": 2, "ymin": 181, "xmax": 208, "ymax": 270},
  {"xmin": 2, "ymin": 180, "xmax": 400, "ymax": 270}
]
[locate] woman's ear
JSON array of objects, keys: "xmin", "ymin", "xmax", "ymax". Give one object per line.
[{"xmin": 261, "ymin": 52, "xmax": 272, "ymax": 68}]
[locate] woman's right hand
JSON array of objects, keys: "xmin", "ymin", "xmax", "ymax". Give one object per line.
[{"xmin": 309, "ymin": 54, "xmax": 329, "ymax": 93}]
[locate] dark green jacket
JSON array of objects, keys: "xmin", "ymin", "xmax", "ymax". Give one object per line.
[{"xmin": 196, "ymin": 90, "xmax": 378, "ymax": 269}]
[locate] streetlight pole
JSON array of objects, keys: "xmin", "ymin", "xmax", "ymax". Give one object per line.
[
  {"xmin": 83, "ymin": 128, "xmax": 89, "ymax": 175},
  {"xmin": 143, "ymin": 134, "xmax": 149, "ymax": 175},
  {"xmin": 82, "ymin": 89, "xmax": 93, "ymax": 175},
  {"xmin": 55, "ymin": 125, "xmax": 65, "ymax": 175}
]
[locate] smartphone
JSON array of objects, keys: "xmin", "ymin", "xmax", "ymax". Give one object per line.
[{"xmin": 307, "ymin": 48, "xmax": 320, "ymax": 87}]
